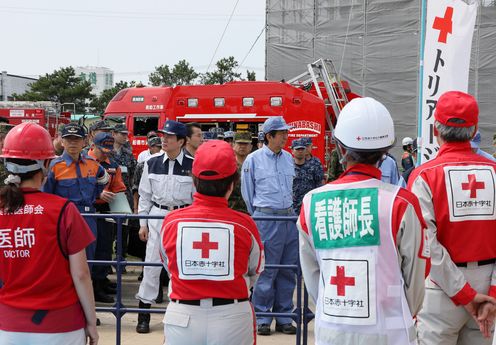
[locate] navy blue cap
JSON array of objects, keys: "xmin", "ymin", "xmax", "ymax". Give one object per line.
[
  {"xmin": 262, "ymin": 116, "xmax": 293, "ymax": 133},
  {"xmin": 159, "ymin": 120, "xmax": 187, "ymax": 137},
  {"xmin": 93, "ymin": 132, "xmax": 114, "ymax": 153},
  {"xmin": 61, "ymin": 123, "xmax": 86, "ymax": 138},
  {"xmin": 300, "ymin": 137, "xmax": 312, "ymax": 146},
  {"xmin": 291, "ymin": 138, "xmax": 306, "ymax": 149}
]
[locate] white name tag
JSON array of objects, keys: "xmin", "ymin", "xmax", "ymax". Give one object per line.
[{"xmin": 176, "ymin": 221, "xmax": 235, "ymax": 281}]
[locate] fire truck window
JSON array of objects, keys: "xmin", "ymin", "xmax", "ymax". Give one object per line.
[{"xmin": 134, "ymin": 116, "xmax": 159, "ymax": 136}]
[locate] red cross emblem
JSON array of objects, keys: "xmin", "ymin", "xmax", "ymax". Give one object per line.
[
  {"xmin": 330, "ymin": 266, "xmax": 355, "ymax": 296},
  {"xmin": 192, "ymin": 232, "xmax": 219, "ymax": 259},
  {"xmin": 356, "ymin": 136, "xmax": 361, "ymax": 141},
  {"xmin": 461, "ymin": 174, "xmax": 485, "ymax": 199},
  {"xmin": 433, "ymin": 6, "xmax": 453, "ymax": 44}
]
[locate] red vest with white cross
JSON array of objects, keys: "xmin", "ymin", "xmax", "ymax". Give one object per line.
[
  {"xmin": 409, "ymin": 142, "xmax": 496, "ymax": 263},
  {"xmin": 159, "ymin": 194, "xmax": 263, "ymax": 300},
  {"xmin": 0, "ymin": 192, "xmax": 79, "ymax": 310}
]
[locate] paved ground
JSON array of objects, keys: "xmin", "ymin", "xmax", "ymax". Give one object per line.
[{"xmin": 97, "ymin": 265, "xmax": 315, "ymax": 345}]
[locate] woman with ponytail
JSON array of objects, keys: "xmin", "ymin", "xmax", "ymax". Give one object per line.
[{"xmin": 0, "ymin": 123, "xmax": 98, "ymax": 345}]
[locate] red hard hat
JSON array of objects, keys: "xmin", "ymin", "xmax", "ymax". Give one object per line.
[{"xmin": 1, "ymin": 122, "xmax": 56, "ymax": 160}]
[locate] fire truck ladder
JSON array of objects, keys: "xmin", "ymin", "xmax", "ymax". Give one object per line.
[
  {"xmin": 288, "ymin": 59, "xmax": 350, "ymax": 169},
  {"xmin": 288, "ymin": 58, "xmax": 349, "ymax": 131}
]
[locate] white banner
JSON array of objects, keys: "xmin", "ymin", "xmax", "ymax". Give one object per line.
[{"xmin": 420, "ymin": 0, "xmax": 478, "ymax": 163}]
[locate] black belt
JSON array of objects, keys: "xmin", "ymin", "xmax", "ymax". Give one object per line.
[
  {"xmin": 152, "ymin": 202, "xmax": 189, "ymax": 211},
  {"xmin": 455, "ymin": 258, "xmax": 496, "ymax": 267},
  {"xmin": 171, "ymin": 298, "xmax": 248, "ymax": 306}
]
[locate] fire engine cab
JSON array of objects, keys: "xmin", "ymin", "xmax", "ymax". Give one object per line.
[
  {"xmin": 104, "ymin": 59, "xmax": 359, "ymax": 168},
  {"xmin": 0, "ymin": 101, "xmax": 72, "ymax": 137}
]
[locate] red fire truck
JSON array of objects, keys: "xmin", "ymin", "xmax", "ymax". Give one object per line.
[
  {"xmin": 0, "ymin": 101, "xmax": 72, "ymax": 137},
  {"xmin": 104, "ymin": 59, "xmax": 359, "ymax": 167}
]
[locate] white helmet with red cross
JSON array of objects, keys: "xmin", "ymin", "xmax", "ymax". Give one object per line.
[{"xmin": 334, "ymin": 97, "xmax": 395, "ymax": 151}]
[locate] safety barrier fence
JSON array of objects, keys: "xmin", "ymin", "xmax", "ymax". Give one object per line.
[{"xmin": 84, "ymin": 213, "xmax": 315, "ymax": 345}]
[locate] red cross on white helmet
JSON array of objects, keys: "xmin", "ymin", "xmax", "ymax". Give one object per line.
[{"xmin": 334, "ymin": 97, "xmax": 395, "ymax": 151}]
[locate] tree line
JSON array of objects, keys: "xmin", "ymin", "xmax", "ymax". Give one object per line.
[{"xmin": 11, "ymin": 57, "xmax": 256, "ymax": 114}]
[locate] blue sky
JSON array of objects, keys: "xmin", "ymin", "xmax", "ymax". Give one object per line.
[{"xmin": 1, "ymin": 0, "xmax": 266, "ymax": 83}]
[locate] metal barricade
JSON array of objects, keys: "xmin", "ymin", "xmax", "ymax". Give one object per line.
[{"xmin": 84, "ymin": 213, "xmax": 313, "ymax": 345}]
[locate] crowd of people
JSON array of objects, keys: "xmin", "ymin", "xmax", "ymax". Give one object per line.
[{"xmin": 1, "ymin": 90, "xmax": 496, "ymax": 345}]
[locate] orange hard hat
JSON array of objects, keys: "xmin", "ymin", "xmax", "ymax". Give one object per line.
[{"xmin": 1, "ymin": 122, "xmax": 56, "ymax": 160}]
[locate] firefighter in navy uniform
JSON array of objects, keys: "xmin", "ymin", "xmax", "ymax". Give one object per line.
[
  {"xmin": 160, "ymin": 140, "xmax": 264, "ymax": 345},
  {"xmin": 136, "ymin": 120, "xmax": 195, "ymax": 333},
  {"xmin": 0, "ymin": 122, "xmax": 98, "ymax": 345},
  {"xmin": 298, "ymin": 97, "xmax": 428, "ymax": 345},
  {"xmin": 409, "ymin": 91, "xmax": 496, "ymax": 345}
]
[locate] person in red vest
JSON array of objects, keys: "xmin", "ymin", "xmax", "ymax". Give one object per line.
[
  {"xmin": 0, "ymin": 122, "xmax": 98, "ymax": 345},
  {"xmin": 409, "ymin": 91, "xmax": 496, "ymax": 344},
  {"xmin": 160, "ymin": 140, "xmax": 264, "ymax": 345}
]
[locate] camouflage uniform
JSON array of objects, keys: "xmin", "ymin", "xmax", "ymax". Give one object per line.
[
  {"xmin": 132, "ymin": 162, "xmax": 145, "ymax": 196},
  {"xmin": 228, "ymin": 163, "xmax": 248, "ymax": 213},
  {"xmin": 113, "ymin": 146, "xmax": 137, "ymax": 196},
  {"xmin": 293, "ymin": 158, "xmax": 324, "ymax": 214},
  {"xmin": 327, "ymin": 148, "xmax": 344, "ymax": 182},
  {"xmin": 228, "ymin": 131, "xmax": 252, "ymax": 213}
]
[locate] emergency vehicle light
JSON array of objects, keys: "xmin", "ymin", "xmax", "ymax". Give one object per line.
[
  {"xmin": 188, "ymin": 98, "xmax": 198, "ymax": 107},
  {"xmin": 214, "ymin": 98, "xmax": 225, "ymax": 107},
  {"xmin": 270, "ymin": 97, "xmax": 283, "ymax": 107},
  {"xmin": 243, "ymin": 97, "xmax": 254, "ymax": 107}
]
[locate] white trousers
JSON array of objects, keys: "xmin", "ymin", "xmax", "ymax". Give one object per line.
[
  {"xmin": 417, "ymin": 263, "xmax": 494, "ymax": 345},
  {"xmin": 163, "ymin": 300, "xmax": 255, "ymax": 345},
  {"xmin": 136, "ymin": 206, "xmax": 168, "ymax": 304},
  {"xmin": 0, "ymin": 328, "xmax": 85, "ymax": 345}
]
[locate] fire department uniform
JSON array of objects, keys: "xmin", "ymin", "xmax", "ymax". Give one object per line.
[
  {"xmin": 160, "ymin": 192, "xmax": 264, "ymax": 344},
  {"xmin": 408, "ymin": 141, "xmax": 496, "ymax": 345},
  {"xmin": 137, "ymin": 149, "xmax": 194, "ymax": 304},
  {"xmin": 0, "ymin": 190, "xmax": 94, "ymax": 344},
  {"xmin": 43, "ymin": 150, "xmax": 108, "ymax": 262},
  {"xmin": 298, "ymin": 164, "xmax": 428, "ymax": 345}
]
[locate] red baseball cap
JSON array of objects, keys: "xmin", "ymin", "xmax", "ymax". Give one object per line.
[
  {"xmin": 192, "ymin": 140, "xmax": 237, "ymax": 180},
  {"xmin": 434, "ymin": 91, "xmax": 478, "ymax": 128}
]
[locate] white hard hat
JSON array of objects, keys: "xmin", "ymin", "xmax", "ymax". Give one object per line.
[
  {"xmin": 334, "ymin": 97, "xmax": 395, "ymax": 151},
  {"xmin": 402, "ymin": 137, "xmax": 413, "ymax": 146}
]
